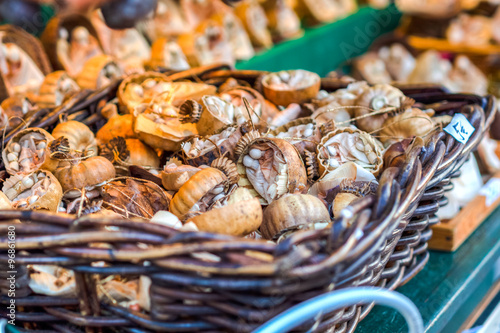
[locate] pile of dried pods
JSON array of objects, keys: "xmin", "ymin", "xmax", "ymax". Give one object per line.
[{"xmin": 0, "ymin": 66, "xmax": 455, "ymax": 312}]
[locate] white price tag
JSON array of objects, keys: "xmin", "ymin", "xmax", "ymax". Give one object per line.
[
  {"xmin": 478, "ymin": 177, "xmax": 500, "ymax": 207},
  {"xmin": 443, "ymin": 114, "xmax": 475, "ymax": 144}
]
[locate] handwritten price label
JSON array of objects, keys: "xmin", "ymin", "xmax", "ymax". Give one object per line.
[{"xmin": 444, "ymin": 114, "xmax": 475, "ymax": 144}]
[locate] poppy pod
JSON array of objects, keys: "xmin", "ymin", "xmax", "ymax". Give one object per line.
[
  {"xmin": 317, "ymin": 127, "xmax": 383, "ymax": 177},
  {"xmin": 76, "ymin": 55, "xmax": 122, "ymax": 90},
  {"xmin": 52, "ymin": 121, "xmax": 98, "ymax": 157},
  {"xmin": 170, "ymin": 167, "xmax": 228, "ymax": 218},
  {"xmin": 3, "ymin": 128, "xmax": 59, "ymax": 175},
  {"xmin": 186, "ymin": 187, "xmax": 263, "ymax": 236},
  {"xmin": 262, "ymin": 70, "xmax": 320, "ymax": 106},
  {"xmin": 54, "ymin": 156, "xmax": 116, "ymax": 192},
  {"xmin": 2, "ymin": 170, "xmax": 62, "ymax": 212},
  {"xmin": 36, "ymin": 71, "xmax": 79, "ymax": 109},
  {"xmin": 260, "ymin": 193, "xmax": 330, "ymax": 240},
  {"xmin": 237, "ymin": 134, "xmax": 307, "ymax": 205}
]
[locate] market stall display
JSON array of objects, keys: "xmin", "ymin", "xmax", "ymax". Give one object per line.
[{"xmin": 0, "ymin": 1, "xmax": 499, "ymax": 332}]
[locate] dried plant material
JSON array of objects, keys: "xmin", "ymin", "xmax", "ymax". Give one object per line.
[
  {"xmin": 3, "ymin": 128, "xmax": 59, "ymax": 175},
  {"xmin": 311, "ymin": 101, "xmax": 351, "ymax": 128},
  {"xmin": 354, "ymin": 84, "xmax": 405, "ymax": 133},
  {"xmin": 269, "ymin": 103, "xmax": 302, "ymax": 128},
  {"xmin": 28, "ymin": 265, "xmax": 76, "ymax": 297},
  {"xmin": 234, "ymin": 1, "xmax": 273, "ymax": 49},
  {"xmin": 407, "ymin": 50, "xmax": 452, "ymax": 87},
  {"xmin": 178, "ymin": 19, "xmax": 235, "ymax": 67},
  {"xmin": 91, "ymin": 10, "xmax": 150, "ymax": 73},
  {"xmin": 219, "ymin": 86, "xmax": 265, "ymax": 126},
  {"xmin": 2, "ymin": 170, "xmax": 62, "ymax": 212},
  {"xmin": 296, "ymin": 0, "xmax": 356, "ymax": 24},
  {"xmin": 52, "ymin": 121, "xmax": 98, "ymax": 157},
  {"xmin": 353, "ymin": 52, "xmax": 392, "ymax": 85},
  {"xmin": 446, "ymin": 14, "xmax": 492, "ymax": 46},
  {"xmin": 36, "ymin": 71, "xmax": 79, "ymax": 109},
  {"xmin": 76, "ymin": 55, "xmax": 122, "ymax": 90},
  {"xmin": 170, "ymin": 167, "xmax": 228, "ymax": 218},
  {"xmin": 179, "ymin": 99, "xmax": 203, "ymax": 124},
  {"xmin": 161, "ymin": 160, "xmax": 201, "ymax": 191},
  {"xmin": 141, "ymin": 0, "xmax": 190, "ymax": 40},
  {"xmin": 149, "ymin": 38, "xmax": 190, "ymax": 71},
  {"xmin": 447, "ymin": 56, "xmax": 488, "ymax": 96},
  {"xmin": 197, "ymin": 95, "xmax": 260, "ymax": 136},
  {"xmin": 0, "ymin": 191, "xmax": 12, "ymax": 209},
  {"xmin": 102, "ymin": 178, "xmax": 171, "ymax": 219},
  {"xmin": 379, "ymin": 108, "xmax": 435, "ymax": 146},
  {"xmin": 327, "ymin": 179, "xmax": 377, "ymax": 218},
  {"xmin": 96, "ymin": 114, "xmax": 137, "ymax": 144},
  {"xmin": 237, "ymin": 137, "xmax": 307, "ymax": 205},
  {"xmin": 261, "ymin": 0, "xmax": 302, "ymax": 42},
  {"xmin": 395, "ymin": 0, "xmax": 461, "ymax": 18},
  {"xmin": 308, "ymin": 162, "xmax": 377, "ymax": 203},
  {"xmin": 118, "ymin": 72, "xmax": 171, "ymax": 113},
  {"xmin": 0, "ymin": 96, "xmax": 35, "ymax": 132},
  {"xmin": 101, "ymin": 137, "xmax": 160, "ymax": 171},
  {"xmin": 133, "ymin": 109, "xmax": 198, "ymax": 151},
  {"xmin": 186, "ymin": 187, "xmax": 262, "ymax": 236},
  {"xmin": 268, "ymin": 118, "xmax": 320, "ymax": 157},
  {"xmin": 383, "ymin": 138, "xmax": 414, "ymax": 169},
  {"xmin": 378, "ymin": 44, "xmax": 416, "ymax": 82},
  {"xmin": 262, "ymin": 70, "xmax": 320, "ymax": 106},
  {"xmin": 211, "ymin": 11, "xmax": 255, "ymax": 61},
  {"xmin": 211, "ymin": 155, "xmax": 240, "ymax": 184},
  {"xmin": 317, "ymin": 127, "xmax": 383, "ymax": 176},
  {"xmin": 54, "ymin": 156, "xmax": 116, "ymax": 192},
  {"xmin": 151, "ymin": 210, "xmax": 183, "ymax": 229},
  {"xmin": 261, "ymin": 194, "xmax": 330, "ymax": 240}
]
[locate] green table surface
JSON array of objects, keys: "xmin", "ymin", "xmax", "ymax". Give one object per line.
[{"xmin": 357, "ymin": 207, "xmax": 500, "ymax": 333}]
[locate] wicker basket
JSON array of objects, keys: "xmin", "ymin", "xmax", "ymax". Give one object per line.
[{"xmin": 0, "ymin": 66, "xmax": 494, "ymax": 332}]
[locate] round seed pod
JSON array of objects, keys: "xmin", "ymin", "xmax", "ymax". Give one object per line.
[
  {"xmin": 379, "ymin": 108, "xmax": 435, "ymax": 147},
  {"xmin": 262, "ymin": 70, "xmax": 320, "ymax": 106},
  {"xmin": 2, "ymin": 128, "xmax": 59, "ymax": 175},
  {"xmin": 268, "ymin": 117, "xmax": 320, "ymax": 157},
  {"xmin": 237, "ymin": 135, "xmax": 307, "ymax": 205},
  {"xmin": 148, "ymin": 38, "xmax": 190, "ymax": 71},
  {"xmin": 2, "ymin": 171, "xmax": 62, "ymax": 212},
  {"xmin": 354, "ymin": 84, "xmax": 404, "ymax": 133},
  {"xmin": 186, "ymin": 188, "xmax": 262, "ymax": 236},
  {"xmin": 316, "ymin": 127, "xmax": 383, "ymax": 177},
  {"xmin": 52, "ymin": 121, "xmax": 98, "ymax": 157},
  {"xmin": 169, "ymin": 167, "xmax": 228, "ymax": 218},
  {"xmin": 161, "ymin": 160, "xmax": 200, "ymax": 192},
  {"xmin": 261, "ymin": 194, "xmax": 330, "ymax": 240},
  {"xmin": 54, "ymin": 156, "xmax": 116, "ymax": 192}
]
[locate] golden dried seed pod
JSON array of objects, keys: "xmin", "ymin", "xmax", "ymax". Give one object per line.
[
  {"xmin": 211, "ymin": 155, "xmax": 240, "ymax": 184},
  {"xmin": 261, "ymin": 194, "xmax": 330, "ymax": 240}
]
